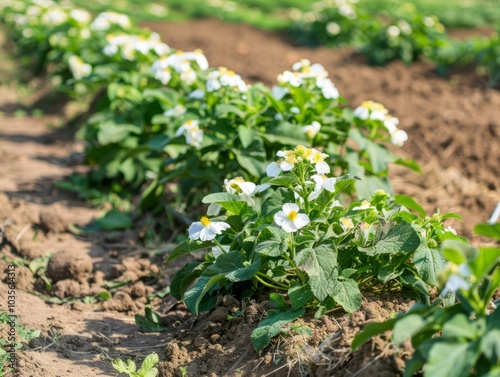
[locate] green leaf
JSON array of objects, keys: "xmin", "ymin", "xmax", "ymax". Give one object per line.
[
  {"xmin": 333, "ymin": 174, "xmax": 360, "ymax": 196},
  {"xmin": 184, "ymin": 251, "xmax": 260, "ymax": 314},
  {"xmin": 392, "ymin": 314, "xmax": 426, "ymax": 346},
  {"xmin": 352, "ymin": 317, "xmax": 398, "ymax": 351},
  {"xmin": 143, "ymin": 88, "xmax": 178, "ymax": 103},
  {"xmin": 97, "ymin": 123, "xmax": 141, "ymax": 145},
  {"xmin": 298, "ymin": 245, "xmax": 338, "ymax": 301},
  {"xmin": 250, "ymin": 308, "xmax": 305, "ymax": 350},
  {"xmin": 474, "ymin": 223, "xmax": 500, "ymax": 241},
  {"xmin": 359, "ymin": 221, "xmax": 420, "ymax": 256},
  {"xmin": 441, "ymin": 212, "xmax": 464, "ymax": 221},
  {"xmin": 215, "ymin": 104, "xmax": 246, "ymax": 119},
  {"xmin": 203, "ymin": 192, "xmax": 243, "ymax": 203},
  {"xmin": 112, "ymin": 358, "xmax": 136, "ymax": 374},
  {"xmin": 170, "ymin": 262, "xmax": 204, "ymax": 300},
  {"xmin": 470, "ymin": 247, "xmax": 500, "ymax": 279},
  {"xmin": 137, "ymin": 352, "xmax": 159, "ymax": 375},
  {"xmin": 425, "ymin": 341, "xmax": 481, "ymax": 377},
  {"xmin": 481, "ymin": 329, "xmax": 500, "ymax": 365},
  {"xmin": 255, "ymin": 226, "xmax": 289, "ymax": 256},
  {"xmin": 135, "ymin": 308, "xmax": 168, "ymax": 333},
  {"xmin": 233, "ymin": 150, "xmax": 265, "ymax": 178},
  {"xmin": 333, "ymin": 278, "xmax": 362, "ymax": 313},
  {"xmin": 288, "ymin": 283, "xmax": 313, "ymax": 310},
  {"xmin": 94, "ymin": 209, "xmax": 132, "ymax": 231},
  {"xmin": 184, "ymin": 273, "xmax": 226, "ymax": 314},
  {"xmin": 261, "ymin": 175, "xmax": 298, "ymax": 190},
  {"xmin": 261, "ymin": 188, "xmax": 294, "ymax": 218},
  {"xmin": 442, "ymin": 314, "xmax": 481, "ymax": 339},
  {"xmin": 441, "ymin": 240, "xmax": 478, "ymax": 265},
  {"xmin": 202, "ymin": 192, "xmax": 248, "ymax": 215},
  {"xmin": 213, "ymin": 250, "xmax": 261, "ymax": 282},
  {"xmin": 394, "ymin": 158, "xmax": 422, "ymax": 174},
  {"xmin": 238, "ymin": 125, "xmax": 255, "ymax": 149},
  {"xmin": 166, "ymin": 240, "xmax": 213, "ymax": 262},
  {"xmin": 394, "ymin": 194, "xmax": 426, "ymax": 216},
  {"xmin": 413, "ymin": 240, "xmax": 447, "ymax": 286},
  {"xmin": 269, "ymin": 293, "xmax": 288, "ymax": 310}
]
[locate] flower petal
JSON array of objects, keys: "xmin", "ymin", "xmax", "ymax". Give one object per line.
[
  {"xmin": 280, "ymin": 219, "xmax": 298, "ymax": 233},
  {"xmin": 293, "ymin": 214, "xmax": 310, "ymax": 229},
  {"xmin": 282, "ymin": 203, "xmax": 299, "ymax": 214},
  {"xmin": 274, "ymin": 210, "xmax": 287, "ymax": 226},
  {"xmin": 188, "ymin": 222, "xmax": 204, "ymax": 240},
  {"xmin": 266, "ymin": 162, "xmax": 281, "ymax": 177}
]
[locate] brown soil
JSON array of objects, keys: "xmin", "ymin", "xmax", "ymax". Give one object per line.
[{"xmin": 0, "ymin": 18, "xmax": 499, "ymax": 377}]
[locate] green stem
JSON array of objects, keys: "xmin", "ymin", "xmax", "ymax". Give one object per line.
[
  {"xmin": 213, "ymin": 238, "xmax": 227, "ymax": 254},
  {"xmin": 255, "ymin": 273, "xmax": 288, "ymax": 291}
]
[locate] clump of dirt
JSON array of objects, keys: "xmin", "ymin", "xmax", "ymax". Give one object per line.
[
  {"xmin": 46, "ymin": 249, "xmax": 93, "ymax": 283},
  {"xmin": 38, "ymin": 204, "xmax": 68, "ymax": 233}
]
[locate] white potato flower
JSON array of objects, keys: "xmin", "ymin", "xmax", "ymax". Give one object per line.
[
  {"xmin": 188, "ymin": 89, "xmax": 205, "ymax": 99},
  {"xmin": 308, "ymin": 174, "xmax": 336, "ymax": 200},
  {"xmin": 175, "ymin": 120, "xmax": 203, "ymax": 147},
  {"xmin": 188, "ymin": 216, "xmax": 230, "ymax": 241},
  {"xmin": 352, "ymin": 200, "xmax": 375, "ymax": 211},
  {"xmin": 353, "ymin": 100, "xmax": 388, "ymax": 121},
  {"xmin": 274, "ymin": 203, "xmax": 310, "ymax": 233},
  {"xmin": 70, "ymin": 9, "xmax": 91, "ymax": 24},
  {"xmin": 224, "ymin": 177, "xmax": 257, "ymax": 205},
  {"xmin": 316, "ymin": 77, "xmax": 339, "ymax": 99},
  {"xmin": 277, "ymin": 70, "xmax": 302, "ymax": 87},
  {"xmin": 386, "ymin": 25, "xmax": 401, "ymax": 38},
  {"xmin": 445, "ymin": 226, "xmax": 457, "ymax": 235},
  {"xmin": 302, "ymin": 121, "xmax": 321, "ymax": 139},
  {"xmin": 309, "ymin": 149, "xmax": 330, "ymax": 174},
  {"xmin": 43, "ymin": 8, "xmax": 68, "ymax": 26},
  {"xmin": 91, "ymin": 12, "xmax": 131, "ymax": 31},
  {"xmin": 164, "ymin": 104, "xmax": 186, "ymax": 117},
  {"xmin": 326, "ymin": 21, "xmax": 341, "ymax": 36},
  {"xmin": 68, "ymin": 56, "xmax": 92, "ymax": 79},
  {"xmin": 340, "ymin": 217, "xmax": 354, "ymax": 231},
  {"xmin": 271, "ymin": 85, "xmax": 289, "ymax": 100}
]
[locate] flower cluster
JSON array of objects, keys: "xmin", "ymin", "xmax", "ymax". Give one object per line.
[
  {"xmin": 206, "ymin": 67, "xmax": 248, "ymax": 93},
  {"xmin": 353, "ymin": 100, "xmax": 408, "ymax": 146},
  {"xmin": 175, "ymin": 119, "xmax": 204, "ymax": 147},
  {"xmin": 273, "ymin": 59, "xmax": 339, "ymax": 100},
  {"xmin": 68, "ymin": 55, "xmax": 92, "ymax": 80},
  {"xmin": 266, "ymin": 145, "xmax": 330, "ymax": 177},
  {"xmin": 103, "ymin": 33, "xmax": 170, "ymax": 60},
  {"xmin": 151, "ymin": 49, "xmax": 209, "ymax": 86},
  {"xmin": 90, "ymin": 11, "xmax": 131, "ymax": 31}
]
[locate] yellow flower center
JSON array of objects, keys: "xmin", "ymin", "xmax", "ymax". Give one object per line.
[
  {"xmin": 313, "ymin": 153, "xmax": 324, "ymax": 163},
  {"xmin": 176, "ymin": 50, "xmax": 184, "ymax": 55},
  {"xmin": 200, "ymin": 216, "xmax": 211, "ymax": 227},
  {"xmin": 361, "ymin": 100, "xmax": 386, "ymax": 112},
  {"xmin": 306, "ymin": 129, "xmax": 315, "ymax": 138},
  {"xmin": 287, "ymin": 210, "xmax": 298, "ymax": 221}
]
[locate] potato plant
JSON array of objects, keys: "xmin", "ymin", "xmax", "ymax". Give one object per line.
[{"xmin": 167, "ymin": 146, "xmax": 464, "ymax": 349}]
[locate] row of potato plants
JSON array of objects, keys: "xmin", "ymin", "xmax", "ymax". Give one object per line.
[
  {"xmin": 1, "ymin": 0, "xmax": 418, "ymax": 212},
  {"xmin": 1, "ymin": 1, "xmax": 498, "ymax": 376},
  {"xmin": 292, "ymin": 0, "xmax": 500, "ymax": 86}
]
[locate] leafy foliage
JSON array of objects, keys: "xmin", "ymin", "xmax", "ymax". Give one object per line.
[
  {"xmin": 112, "ymin": 353, "xmax": 159, "ymax": 377},
  {"xmin": 353, "ymin": 224, "xmax": 500, "ymax": 377}
]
